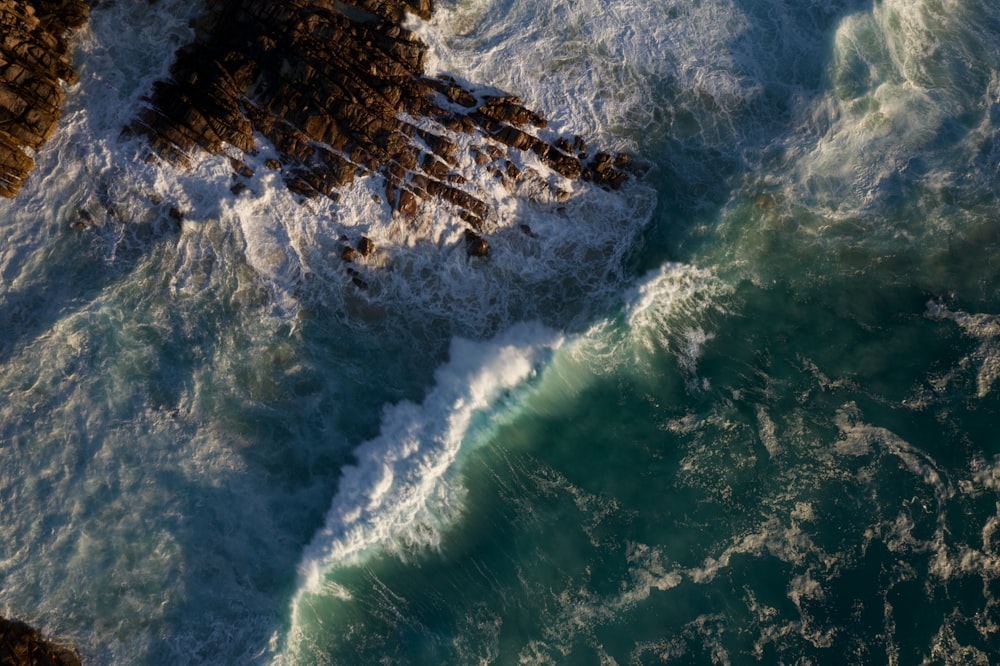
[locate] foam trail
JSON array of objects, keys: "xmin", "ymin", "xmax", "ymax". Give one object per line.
[
  {"xmin": 926, "ymin": 301, "xmax": 1000, "ymax": 399},
  {"xmin": 276, "ymin": 260, "xmax": 736, "ymax": 661},
  {"xmin": 293, "ymin": 322, "xmax": 562, "ymax": 582},
  {"xmin": 416, "ymin": 0, "xmax": 765, "ymax": 149}
]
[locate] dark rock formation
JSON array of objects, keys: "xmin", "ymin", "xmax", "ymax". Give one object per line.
[
  {"xmin": 464, "ymin": 228, "xmax": 489, "ymax": 257},
  {"xmin": 0, "ymin": 616, "xmax": 81, "ymax": 666},
  {"xmin": 0, "ymin": 0, "xmax": 89, "ymax": 198},
  {"xmin": 356, "ymin": 236, "xmax": 375, "ymax": 256},
  {"xmin": 133, "ymin": 0, "xmax": 632, "ymax": 242},
  {"xmin": 2, "ymin": 0, "xmax": 636, "ymax": 262}
]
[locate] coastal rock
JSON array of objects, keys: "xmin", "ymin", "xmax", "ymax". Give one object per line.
[
  {"xmin": 0, "ymin": 616, "xmax": 81, "ymax": 666},
  {"xmin": 357, "ymin": 236, "xmax": 375, "ymax": 257},
  {"xmin": 464, "ymin": 229, "xmax": 489, "ymax": 257},
  {"xmin": 0, "ymin": 0, "xmax": 89, "ymax": 198},
  {"xmin": 133, "ymin": 0, "xmax": 634, "ymax": 264}
]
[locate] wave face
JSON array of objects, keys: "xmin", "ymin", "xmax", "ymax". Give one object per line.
[{"xmin": 3, "ymin": 0, "xmax": 1000, "ymax": 663}]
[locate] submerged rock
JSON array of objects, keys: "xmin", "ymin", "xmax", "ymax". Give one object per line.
[
  {"xmin": 0, "ymin": 0, "xmax": 89, "ymax": 198},
  {"xmin": 0, "ymin": 616, "xmax": 81, "ymax": 666}
]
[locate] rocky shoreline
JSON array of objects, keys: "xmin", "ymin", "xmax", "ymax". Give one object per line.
[
  {"xmin": 0, "ymin": 616, "xmax": 81, "ymax": 666},
  {"xmin": 0, "ymin": 0, "xmax": 88, "ymax": 198},
  {"xmin": 0, "ymin": 3, "xmax": 638, "ymax": 661},
  {"xmin": 2, "ymin": 1, "xmax": 633, "ymax": 254},
  {"xmin": 132, "ymin": 0, "xmax": 633, "ymax": 255}
]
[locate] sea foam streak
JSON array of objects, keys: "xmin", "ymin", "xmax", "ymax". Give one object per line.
[
  {"xmin": 280, "ymin": 324, "xmax": 562, "ymax": 655},
  {"xmin": 294, "ymin": 323, "xmax": 561, "ymax": 578},
  {"xmin": 278, "ymin": 259, "xmax": 733, "ymax": 660}
]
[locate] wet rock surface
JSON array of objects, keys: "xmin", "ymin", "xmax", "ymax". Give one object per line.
[
  {"xmin": 133, "ymin": 0, "xmax": 633, "ymax": 236},
  {"xmin": 0, "ymin": 0, "xmax": 88, "ymax": 198},
  {"xmin": 1, "ymin": 0, "xmax": 635, "ymax": 255},
  {"xmin": 0, "ymin": 616, "xmax": 81, "ymax": 666}
]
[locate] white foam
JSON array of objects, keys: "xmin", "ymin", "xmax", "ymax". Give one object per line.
[
  {"xmin": 226, "ymin": 147, "xmax": 655, "ymax": 333},
  {"xmin": 287, "ymin": 321, "xmax": 561, "ymax": 608},
  {"xmin": 926, "ymin": 301, "xmax": 1000, "ymax": 398},
  {"xmin": 622, "ymin": 263, "xmax": 733, "ymax": 389},
  {"xmin": 275, "ymin": 323, "xmax": 564, "ymax": 661},
  {"xmin": 777, "ymin": 0, "xmax": 1000, "ymax": 221},
  {"xmin": 416, "ymin": 0, "xmax": 769, "ymax": 150},
  {"xmin": 0, "ymin": 265, "xmax": 322, "ymax": 663}
]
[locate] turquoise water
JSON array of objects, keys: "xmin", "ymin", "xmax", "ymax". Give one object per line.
[{"xmin": 3, "ymin": 0, "xmax": 1000, "ymax": 663}]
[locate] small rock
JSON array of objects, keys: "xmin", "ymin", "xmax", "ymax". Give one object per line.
[
  {"xmin": 397, "ymin": 189, "xmax": 418, "ymax": 215},
  {"xmin": 464, "ymin": 229, "xmax": 489, "ymax": 257},
  {"xmin": 229, "ymin": 158, "xmax": 254, "ymax": 178},
  {"xmin": 357, "ymin": 236, "xmax": 375, "ymax": 257}
]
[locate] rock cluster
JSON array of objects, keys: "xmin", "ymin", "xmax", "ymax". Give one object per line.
[
  {"xmin": 134, "ymin": 0, "xmax": 632, "ymax": 255},
  {"xmin": 1, "ymin": 0, "xmax": 635, "ymax": 261},
  {"xmin": 0, "ymin": 616, "xmax": 81, "ymax": 666},
  {"xmin": 0, "ymin": 0, "xmax": 88, "ymax": 198}
]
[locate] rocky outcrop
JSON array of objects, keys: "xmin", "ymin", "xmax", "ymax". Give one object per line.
[
  {"xmin": 0, "ymin": 0, "xmax": 89, "ymax": 198},
  {"xmin": 0, "ymin": 616, "xmax": 81, "ymax": 666},
  {"xmin": 134, "ymin": 0, "xmax": 632, "ymax": 241}
]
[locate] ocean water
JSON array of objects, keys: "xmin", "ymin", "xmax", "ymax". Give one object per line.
[{"xmin": 2, "ymin": 0, "xmax": 1000, "ymax": 663}]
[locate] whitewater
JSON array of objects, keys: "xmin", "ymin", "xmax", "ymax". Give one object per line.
[{"xmin": 4, "ymin": 0, "xmax": 1000, "ymax": 663}]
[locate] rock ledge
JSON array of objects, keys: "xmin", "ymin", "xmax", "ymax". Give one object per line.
[
  {"xmin": 0, "ymin": 0, "xmax": 88, "ymax": 198},
  {"xmin": 132, "ymin": 0, "xmax": 632, "ymax": 243},
  {"xmin": 0, "ymin": 615, "xmax": 81, "ymax": 666}
]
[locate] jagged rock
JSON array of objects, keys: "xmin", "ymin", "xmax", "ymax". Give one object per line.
[
  {"xmin": 133, "ymin": 0, "xmax": 633, "ymax": 235},
  {"xmin": 397, "ymin": 188, "xmax": 418, "ymax": 214},
  {"xmin": 583, "ymin": 152, "xmax": 629, "ymax": 189},
  {"xmin": 478, "ymin": 96, "xmax": 546, "ymax": 128},
  {"xmin": 0, "ymin": 616, "xmax": 81, "ymax": 666},
  {"xmin": 464, "ymin": 229, "xmax": 489, "ymax": 257},
  {"xmin": 0, "ymin": 0, "xmax": 89, "ymax": 198},
  {"xmin": 357, "ymin": 236, "xmax": 375, "ymax": 256}
]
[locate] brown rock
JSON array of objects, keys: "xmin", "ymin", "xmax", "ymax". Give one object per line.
[
  {"xmin": 464, "ymin": 229, "xmax": 489, "ymax": 257},
  {"xmin": 0, "ymin": 615, "xmax": 81, "ymax": 666},
  {"xmin": 0, "ymin": 0, "xmax": 89, "ymax": 198},
  {"xmin": 357, "ymin": 236, "xmax": 375, "ymax": 256},
  {"xmin": 129, "ymin": 0, "xmax": 634, "ymax": 265},
  {"xmin": 397, "ymin": 188, "xmax": 418, "ymax": 214}
]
